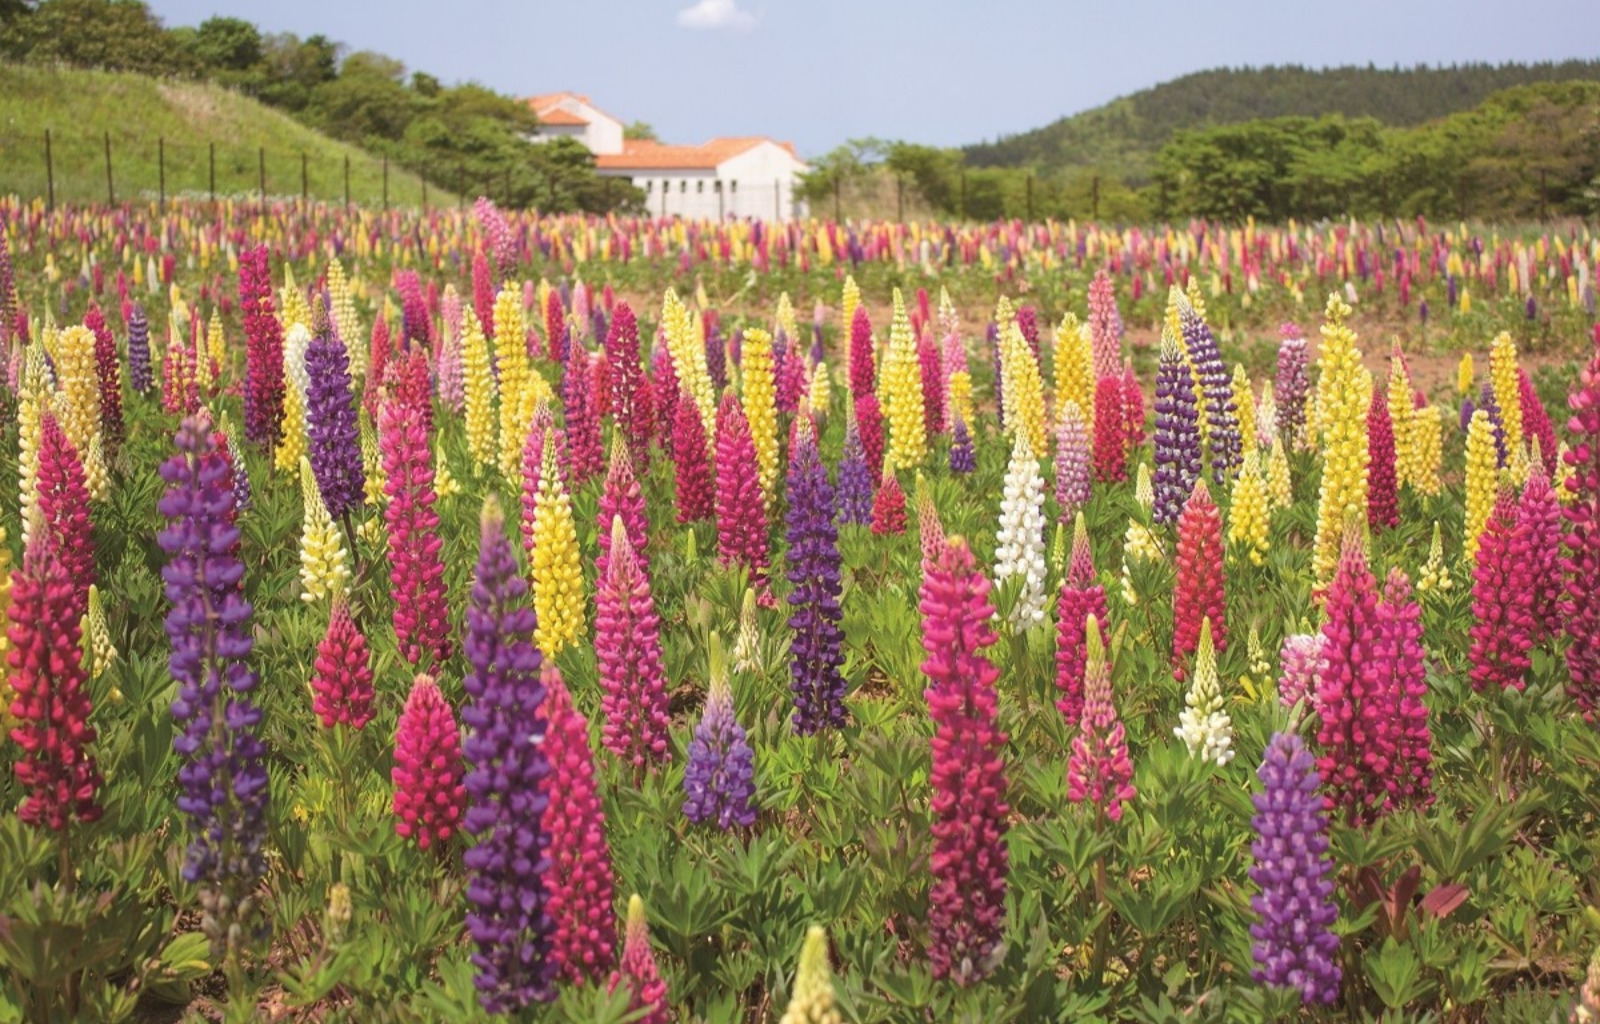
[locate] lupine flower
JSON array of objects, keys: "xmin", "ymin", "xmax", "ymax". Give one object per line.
[
  {"xmin": 670, "ymin": 390, "xmax": 715, "ymax": 524},
  {"xmin": 1367, "ymin": 386, "xmax": 1399, "ymax": 530},
  {"xmin": 1054, "ymin": 402, "xmax": 1091, "ymax": 521},
  {"xmin": 0, "ymin": 526, "xmax": 12, "ymax": 728},
  {"xmin": 309, "ymin": 599, "xmax": 375, "ymax": 730},
  {"xmin": 918, "ymin": 329, "xmax": 946, "ymax": 436},
  {"xmin": 1055, "ymin": 513, "xmax": 1107, "ymax": 727},
  {"xmin": 651, "ymin": 344, "xmax": 680, "ymax": 453},
  {"xmin": 1410, "ymin": 402, "xmax": 1444, "ymax": 497},
  {"xmin": 998, "ymin": 307, "xmax": 1048, "ymax": 460},
  {"xmin": 1066, "ymin": 617, "xmax": 1136, "ymax": 822},
  {"xmin": 1234, "ymin": 364, "xmax": 1257, "ymax": 457},
  {"xmin": 856, "ymin": 390, "xmax": 885, "ymax": 480},
  {"xmin": 1249, "ymin": 732, "xmax": 1342, "ymax": 1006},
  {"xmin": 948, "ymin": 412, "xmax": 975, "ymax": 475},
  {"xmin": 1478, "ymin": 381, "xmax": 1508, "ymax": 466},
  {"xmin": 1121, "ymin": 360, "xmax": 1146, "ymax": 460},
  {"xmin": 1178, "ymin": 302, "xmax": 1240, "ymax": 481},
  {"xmin": 461, "ymin": 307, "xmax": 498, "ymax": 474},
  {"xmin": 1256, "ymin": 380, "xmax": 1280, "ymax": 452},
  {"xmin": 914, "ymin": 472, "xmax": 945, "ymax": 571},
  {"xmin": 848, "ymin": 305, "xmax": 875, "ymax": 402},
  {"xmin": 1386, "ymin": 344, "xmax": 1417, "ymax": 490},
  {"xmin": 298, "ymin": 458, "xmax": 350, "ymax": 603},
  {"xmin": 36, "ymin": 414, "xmax": 95, "ymax": 621},
  {"xmin": 731, "ymin": 587, "xmax": 763, "ymax": 674},
  {"xmin": 239, "ymin": 246, "xmax": 285, "ymax": 449},
  {"xmin": 461, "ymin": 498, "xmax": 555, "ymax": 1012},
  {"xmin": 1088, "ymin": 374, "xmax": 1126, "ymax": 484},
  {"xmin": 1176, "ymin": 618, "xmax": 1234, "ymax": 765},
  {"xmin": 683, "ymin": 634, "xmax": 758, "ymax": 829},
  {"xmin": 1174, "ymin": 478, "xmax": 1227, "ymax": 667},
  {"xmin": 158, "ymin": 415, "xmax": 269, "ymax": 952},
  {"xmin": 54, "ymin": 324, "xmax": 105, "ymax": 500},
  {"xmin": 836, "ymin": 418, "xmax": 874, "ymax": 524},
  {"xmin": 810, "ymin": 361, "xmax": 832, "ymax": 417},
  {"xmin": 1518, "ymin": 459, "xmax": 1563, "ymax": 633},
  {"xmin": 1469, "ymin": 491, "xmax": 1536, "ymax": 693},
  {"xmin": 1465, "ymin": 409, "xmax": 1499, "ymax": 560},
  {"xmin": 870, "ymin": 464, "xmax": 907, "ymax": 536},
  {"xmin": 1277, "ymin": 633, "xmax": 1324, "ymax": 708},
  {"xmin": 597, "ymin": 439, "xmax": 651, "ymax": 581},
  {"xmin": 1275, "ymin": 322, "xmax": 1310, "ymax": 449},
  {"xmin": 495, "ymin": 284, "xmax": 534, "ymax": 485},
  {"xmin": 127, "ymin": 302, "xmax": 152, "ymax": 393},
  {"xmin": 327, "ymin": 259, "xmax": 365, "ymax": 380},
  {"xmin": 1054, "ymin": 312, "xmax": 1095, "ymax": 433},
  {"xmin": 563, "ymin": 340, "xmax": 604, "ymax": 486},
  {"xmin": 392, "ymin": 673, "xmax": 465, "ymax": 851},
  {"xmin": 920, "ymin": 536, "xmax": 1009, "ymax": 984},
  {"xmin": 995, "ymin": 434, "xmax": 1047, "ymax": 628},
  {"xmin": 779, "ymin": 927, "xmax": 841, "ymax": 1024},
  {"xmin": 8, "ymin": 533, "xmax": 103, "ymax": 830},
  {"xmin": 742, "ymin": 327, "xmax": 781, "ymax": 503},
  {"xmin": 1518, "ymin": 368, "xmax": 1557, "ymax": 474},
  {"xmin": 607, "ymin": 896, "xmax": 670, "ymax": 1024},
  {"xmin": 540, "ymin": 665, "xmax": 616, "ymax": 985},
  {"xmin": 532, "ymin": 438, "xmax": 586, "ymax": 657},
  {"xmin": 1229, "ymin": 452, "xmax": 1272, "ymax": 565},
  {"xmin": 475, "ymin": 197, "xmax": 517, "ymax": 281},
  {"xmin": 883, "ymin": 289, "xmax": 928, "ymax": 470},
  {"xmin": 83, "ymin": 304, "xmax": 125, "ymax": 457},
  {"xmin": 304, "ymin": 327, "xmax": 366, "ymax": 523},
  {"xmin": 1311, "ymin": 295, "xmax": 1372, "ymax": 583},
  {"xmin": 1379, "ymin": 568, "xmax": 1433, "ymax": 808},
  {"xmin": 81, "ymin": 583, "xmax": 115, "ymax": 680},
  {"xmin": 379, "ymin": 396, "xmax": 452, "ymax": 664},
  {"xmin": 605, "ymin": 302, "xmax": 654, "ymax": 471},
  {"xmin": 786, "ymin": 425, "xmax": 847, "ymax": 734},
  {"xmin": 1153, "ymin": 333, "xmax": 1202, "ymax": 527},
  {"xmin": 1490, "ymin": 331, "xmax": 1524, "ymax": 456},
  {"xmin": 1087, "ymin": 269, "xmax": 1122, "ymax": 380},
  {"xmin": 1566, "ymin": 333, "xmax": 1600, "ymax": 720},
  {"xmin": 663, "ymin": 289, "xmax": 715, "ymax": 438},
  {"xmin": 596, "ymin": 517, "xmax": 672, "ymax": 771}
]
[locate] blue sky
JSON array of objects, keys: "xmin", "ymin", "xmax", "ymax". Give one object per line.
[{"xmin": 147, "ymin": 0, "xmax": 1598, "ymax": 157}]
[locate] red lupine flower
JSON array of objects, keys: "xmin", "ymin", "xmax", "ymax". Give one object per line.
[
  {"xmin": 563, "ymin": 341, "xmax": 604, "ymax": 485},
  {"xmin": 1173, "ymin": 478, "xmax": 1226, "ymax": 670},
  {"xmin": 380, "ymin": 396, "xmax": 452, "ymax": 665},
  {"xmin": 870, "ymin": 467, "xmax": 908, "ymax": 536},
  {"xmin": 1378, "ymin": 568, "xmax": 1433, "ymax": 809},
  {"xmin": 472, "ymin": 250, "xmax": 497, "ymax": 341},
  {"xmin": 1517, "ymin": 367, "xmax": 1556, "ymax": 474},
  {"xmin": 363, "ymin": 316, "xmax": 392, "ymax": 422},
  {"xmin": 310, "ymin": 599, "xmax": 375, "ymax": 730},
  {"xmin": 918, "ymin": 329, "xmax": 946, "ymax": 435},
  {"xmin": 1121, "ymin": 359, "xmax": 1146, "ymax": 456},
  {"xmin": 856, "ymin": 391, "xmax": 885, "ymax": 480},
  {"xmin": 1368, "ymin": 387, "xmax": 1399, "ymax": 530},
  {"xmin": 83, "ymin": 303, "xmax": 125, "ymax": 456},
  {"xmin": 392, "ymin": 674, "xmax": 465, "ymax": 850},
  {"xmin": 1517, "ymin": 459, "xmax": 1563, "ymax": 635},
  {"xmin": 605, "ymin": 302, "xmax": 653, "ymax": 472},
  {"xmin": 1564, "ymin": 334, "xmax": 1600, "ymax": 720},
  {"xmin": 670, "ymin": 390, "xmax": 714, "ymax": 524},
  {"xmin": 651, "ymin": 343, "xmax": 679, "ymax": 455},
  {"xmin": 596, "ymin": 515, "xmax": 671, "ymax": 770},
  {"xmin": 848, "ymin": 305, "xmax": 875, "ymax": 401},
  {"xmin": 714, "ymin": 393, "xmax": 768, "ymax": 582},
  {"xmin": 238, "ymin": 246, "xmax": 285, "ymax": 448},
  {"xmin": 1093, "ymin": 374, "xmax": 1128, "ymax": 483},
  {"xmin": 1055, "ymin": 521, "xmax": 1108, "ymax": 727},
  {"xmin": 1470, "ymin": 491, "xmax": 1537, "ymax": 693},
  {"xmin": 36, "ymin": 413, "xmax": 95, "ymax": 621},
  {"xmin": 607, "ymin": 897, "xmax": 669, "ymax": 1024}
]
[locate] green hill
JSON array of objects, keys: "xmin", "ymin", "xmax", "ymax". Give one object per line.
[
  {"xmin": 964, "ymin": 61, "xmax": 1600, "ymax": 183},
  {"xmin": 0, "ymin": 62, "xmax": 444, "ymax": 206}
]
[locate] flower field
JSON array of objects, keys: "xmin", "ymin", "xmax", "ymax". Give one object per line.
[{"xmin": 3, "ymin": 194, "xmax": 1600, "ymax": 1023}]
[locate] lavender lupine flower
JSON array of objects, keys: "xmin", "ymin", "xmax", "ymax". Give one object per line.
[
  {"xmin": 304, "ymin": 326, "xmax": 366, "ymax": 522},
  {"xmin": 158, "ymin": 414, "xmax": 270, "ymax": 953},
  {"xmin": 1459, "ymin": 395, "xmax": 1476, "ymax": 434},
  {"xmin": 1275, "ymin": 323, "xmax": 1309, "ymax": 448},
  {"xmin": 226, "ymin": 433, "xmax": 252, "ymax": 513},
  {"xmin": 1249, "ymin": 732, "xmax": 1342, "ymax": 1006},
  {"xmin": 1478, "ymin": 382, "xmax": 1507, "ymax": 466},
  {"xmin": 1179, "ymin": 303, "xmax": 1240, "ymax": 481},
  {"xmin": 950, "ymin": 412, "xmax": 976, "ymax": 474},
  {"xmin": 786, "ymin": 425, "xmax": 847, "ymax": 734},
  {"xmin": 1153, "ymin": 335, "xmax": 1202, "ymax": 527},
  {"xmin": 835, "ymin": 418, "xmax": 874, "ymax": 526},
  {"xmin": 1277, "ymin": 633, "xmax": 1324, "ymax": 709},
  {"xmin": 683, "ymin": 636, "xmax": 757, "ymax": 829},
  {"xmin": 1055, "ymin": 402, "xmax": 1091, "ymax": 522},
  {"xmin": 461, "ymin": 499, "xmax": 555, "ymax": 1012},
  {"xmin": 128, "ymin": 302, "xmax": 153, "ymax": 393},
  {"xmin": 705, "ymin": 325, "xmax": 727, "ymax": 393}
]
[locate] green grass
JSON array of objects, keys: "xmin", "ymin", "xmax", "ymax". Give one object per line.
[{"xmin": 0, "ymin": 62, "xmax": 452, "ymax": 207}]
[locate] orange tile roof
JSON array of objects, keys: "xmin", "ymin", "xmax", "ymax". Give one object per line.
[
  {"xmin": 595, "ymin": 137, "xmax": 804, "ymax": 171},
  {"xmin": 537, "ymin": 108, "xmax": 588, "ymax": 127},
  {"xmin": 526, "ymin": 91, "xmax": 621, "ymax": 127}
]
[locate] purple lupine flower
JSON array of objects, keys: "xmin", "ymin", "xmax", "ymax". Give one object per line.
[
  {"xmin": 1179, "ymin": 304, "xmax": 1240, "ymax": 481},
  {"xmin": 705, "ymin": 325, "xmax": 728, "ymax": 393},
  {"xmin": 836, "ymin": 418, "xmax": 874, "ymax": 525},
  {"xmin": 786, "ymin": 426, "xmax": 847, "ymax": 734},
  {"xmin": 988, "ymin": 321, "xmax": 1005, "ymax": 432},
  {"xmin": 1275, "ymin": 323, "xmax": 1309, "ymax": 448},
  {"xmin": 474, "ymin": 197, "xmax": 517, "ymax": 283},
  {"xmin": 461, "ymin": 499, "xmax": 555, "ymax": 1013},
  {"xmin": 683, "ymin": 647, "xmax": 757, "ymax": 829},
  {"xmin": 1152, "ymin": 334, "xmax": 1201, "ymax": 526},
  {"xmin": 128, "ymin": 302, "xmax": 153, "ymax": 394},
  {"xmin": 949, "ymin": 412, "xmax": 976, "ymax": 474},
  {"xmin": 304, "ymin": 327, "xmax": 366, "ymax": 522},
  {"xmin": 158, "ymin": 414, "xmax": 270, "ymax": 951},
  {"xmin": 1054, "ymin": 402, "xmax": 1091, "ymax": 522},
  {"xmin": 1478, "ymin": 382, "xmax": 1507, "ymax": 466},
  {"xmin": 1249, "ymin": 732, "xmax": 1342, "ymax": 1006},
  {"xmin": 226, "ymin": 434, "xmax": 252, "ymax": 513},
  {"xmin": 396, "ymin": 270, "xmax": 430, "ymax": 350},
  {"xmin": 1459, "ymin": 395, "xmax": 1476, "ymax": 434},
  {"xmin": 1419, "ymin": 300, "xmax": 1430, "ymax": 325},
  {"xmin": 0, "ymin": 230, "xmax": 14, "ymax": 345}
]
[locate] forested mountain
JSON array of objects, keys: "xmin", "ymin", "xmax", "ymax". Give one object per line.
[{"xmin": 965, "ymin": 61, "xmax": 1600, "ymax": 182}]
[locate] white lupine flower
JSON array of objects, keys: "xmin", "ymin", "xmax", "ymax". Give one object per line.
[
  {"xmin": 1175, "ymin": 618, "xmax": 1234, "ymax": 765},
  {"xmin": 995, "ymin": 433, "xmax": 1048, "ymax": 628}
]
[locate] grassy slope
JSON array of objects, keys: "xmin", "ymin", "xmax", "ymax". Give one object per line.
[
  {"xmin": 0, "ymin": 63, "xmax": 448, "ymax": 206},
  {"xmin": 964, "ymin": 61, "xmax": 1600, "ymax": 182}
]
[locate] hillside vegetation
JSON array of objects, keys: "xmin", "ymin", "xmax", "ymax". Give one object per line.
[
  {"xmin": 964, "ymin": 61, "xmax": 1600, "ymax": 182},
  {"xmin": 0, "ymin": 62, "xmax": 442, "ymax": 205}
]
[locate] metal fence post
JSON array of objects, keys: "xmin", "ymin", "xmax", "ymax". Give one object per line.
[
  {"xmin": 383, "ymin": 155, "xmax": 389, "ymax": 211},
  {"xmin": 158, "ymin": 137, "xmax": 166, "ymax": 215},
  {"xmin": 422, "ymin": 165, "xmax": 428, "ymax": 211},
  {"xmin": 44, "ymin": 130, "xmax": 54, "ymax": 212},
  {"xmin": 301, "ymin": 152, "xmax": 308, "ymax": 204},
  {"xmin": 259, "ymin": 147, "xmax": 266, "ymax": 201},
  {"xmin": 209, "ymin": 142, "xmax": 216, "ymax": 203},
  {"xmin": 103, "ymin": 131, "xmax": 114, "ymax": 205},
  {"xmin": 343, "ymin": 155, "xmax": 350, "ymax": 207}
]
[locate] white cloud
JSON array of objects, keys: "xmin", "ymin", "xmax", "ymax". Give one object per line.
[{"xmin": 676, "ymin": 0, "xmax": 757, "ymax": 31}]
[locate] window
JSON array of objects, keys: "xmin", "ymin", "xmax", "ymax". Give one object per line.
[
  {"xmin": 644, "ymin": 180, "xmax": 652, "ymax": 193},
  {"xmin": 730, "ymin": 180, "xmax": 738, "ymax": 193},
  {"xmin": 697, "ymin": 180, "xmax": 704, "ymax": 193},
  {"xmin": 680, "ymin": 180, "xmax": 687, "ymax": 193}
]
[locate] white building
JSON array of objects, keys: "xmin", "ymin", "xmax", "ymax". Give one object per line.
[
  {"xmin": 527, "ymin": 92, "xmax": 625, "ymax": 157},
  {"xmin": 524, "ymin": 91, "xmax": 808, "ymax": 220}
]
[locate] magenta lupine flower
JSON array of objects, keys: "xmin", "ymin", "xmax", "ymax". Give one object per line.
[
  {"xmin": 83, "ymin": 303, "xmax": 125, "ymax": 456},
  {"xmin": 1277, "ymin": 634, "xmax": 1325, "ymax": 709},
  {"xmin": 1121, "ymin": 359, "xmax": 1145, "ymax": 457},
  {"xmin": 474, "ymin": 197, "xmax": 517, "ymax": 282},
  {"xmin": 472, "ymin": 250, "xmax": 497, "ymax": 341},
  {"xmin": 309, "ymin": 599, "xmax": 375, "ymax": 730},
  {"xmin": 1469, "ymin": 491, "xmax": 1537, "ymax": 694},
  {"xmin": 920, "ymin": 536, "xmax": 1009, "ymax": 985},
  {"xmin": 597, "ymin": 440, "xmax": 651, "ymax": 582},
  {"xmin": 1066, "ymin": 615, "xmax": 1136, "ymax": 822},
  {"xmin": 1565, "ymin": 334, "xmax": 1600, "ymax": 720},
  {"xmin": 786, "ymin": 425, "xmax": 847, "ymax": 734},
  {"xmin": 1517, "ymin": 460, "xmax": 1563, "ymax": 635},
  {"xmin": 1055, "ymin": 524, "xmax": 1108, "ymax": 727},
  {"xmin": 1249, "ymin": 732, "xmax": 1342, "ymax": 1006},
  {"xmin": 1087, "ymin": 269, "xmax": 1123, "ymax": 381},
  {"xmin": 651, "ymin": 343, "xmax": 679, "ymax": 454},
  {"xmin": 595, "ymin": 516, "xmax": 672, "ymax": 771},
  {"xmin": 918, "ymin": 330, "xmax": 946, "ymax": 435},
  {"xmin": 392, "ymin": 674, "xmax": 465, "ymax": 851},
  {"xmin": 1054, "ymin": 402, "xmax": 1091, "ymax": 522},
  {"xmin": 238, "ymin": 246, "xmax": 284, "ymax": 448},
  {"xmin": 540, "ymin": 665, "xmax": 616, "ymax": 985},
  {"xmin": 1368, "ymin": 387, "xmax": 1398, "ymax": 530},
  {"xmin": 1378, "ymin": 568, "xmax": 1432, "ymax": 809},
  {"xmin": 395, "ymin": 269, "xmax": 431, "ymax": 350},
  {"xmin": 856, "ymin": 390, "xmax": 885, "ymax": 480},
  {"xmin": 380, "ymin": 397, "xmax": 452, "ymax": 666},
  {"xmin": 670, "ymin": 391, "xmax": 714, "ymax": 524},
  {"xmin": 563, "ymin": 341, "xmax": 604, "ymax": 486},
  {"xmin": 1517, "ymin": 368, "xmax": 1556, "ymax": 474},
  {"xmin": 848, "ymin": 305, "xmax": 875, "ymax": 402},
  {"xmin": 714, "ymin": 393, "xmax": 768, "ymax": 585},
  {"xmin": 1275, "ymin": 322, "xmax": 1310, "ymax": 447},
  {"xmin": 605, "ymin": 302, "xmax": 654, "ymax": 472},
  {"xmin": 607, "ymin": 898, "xmax": 670, "ymax": 1024}
]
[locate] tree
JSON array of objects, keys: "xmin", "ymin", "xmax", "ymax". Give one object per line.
[
  {"xmin": 1, "ymin": 0, "xmax": 192, "ymax": 75},
  {"xmin": 624, "ymin": 121, "xmax": 658, "ymax": 141},
  {"xmin": 191, "ymin": 15, "xmax": 260, "ymax": 71}
]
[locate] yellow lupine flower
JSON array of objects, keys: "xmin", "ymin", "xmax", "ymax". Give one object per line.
[
  {"xmin": 494, "ymin": 284, "xmax": 532, "ymax": 484},
  {"xmin": 947, "ymin": 369, "xmax": 973, "ymax": 429},
  {"xmin": 775, "ymin": 291, "xmax": 797, "ymax": 345},
  {"xmin": 1233, "ymin": 364, "xmax": 1256, "ymax": 456},
  {"xmin": 741, "ymin": 328, "xmax": 779, "ymax": 502},
  {"xmin": 328, "ymin": 258, "xmax": 365, "ymax": 379},
  {"xmin": 1228, "ymin": 452, "xmax": 1271, "ymax": 566},
  {"xmin": 206, "ymin": 316, "xmax": 225, "ymax": 387},
  {"xmin": 779, "ymin": 926, "xmax": 841, "ymax": 1024},
  {"xmin": 360, "ymin": 411, "xmax": 386, "ymax": 507},
  {"xmin": 82, "ymin": 584, "xmax": 116, "ymax": 679},
  {"xmin": 1134, "ymin": 460, "xmax": 1155, "ymax": 513},
  {"xmin": 840, "ymin": 275, "xmax": 861, "ymax": 332},
  {"xmin": 663, "ymin": 288, "xmax": 716, "ymax": 438},
  {"xmin": 279, "ymin": 269, "xmax": 311, "ymax": 336},
  {"xmin": 1120, "ymin": 516, "xmax": 1165, "ymax": 606},
  {"xmin": 1556, "ymin": 442, "xmax": 1576, "ymax": 504},
  {"xmin": 1387, "ymin": 343, "xmax": 1417, "ymax": 490},
  {"xmin": 882, "ymin": 289, "xmax": 928, "ymax": 470},
  {"xmin": 1053, "ymin": 312, "xmax": 1095, "ymax": 432},
  {"xmin": 1464, "ymin": 410, "xmax": 1498, "ymax": 561},
  {"xmin": 1416, "ymin": 521, "xmax": 1453, "ymax": 596},
  {"xmin": 461, "ymin": 306, "xmax": 498, "ymax": 474},
  {"xmin": 532, "ymin": 437, "xmax": 585, "ymax": 657},
  {"xmin": 435, "ymin": 449, "xmax": 462, "ymax": 501},
  {"xmin": 1456, "ymin": 352, "xmax": 1474, "ymax": 396},
  {"xmin": 809, "ymin": 361, "xmax": 831, "ymax": 417},
  {"xmin": 1489, "ymin": 331, "xmax": 1523, "ymax": 457},
  {"xmin": 1311, "ymin": 293, "xmax": 1371, "ymax": 583},
  {"xmin": 299, "ymin": 457, "xmax": 350, "ymax": 602},
  {"xmin": 998, "ymin": 311, "xmax": 1047, "ymax": 459},
  {"xmin": 53, "ymin": 325, "xmax": 102, "ymax": 477},
  {"xmin": 275, "ymin": 380, "xmax": 307, "ymax": 474},
  {"xmin": 1265, "ymin": 437, "xmax": 1293, "ymax": 510},
  {"xmin": 1409, "ymin": 404, "xmax": 1442, "ymax": 497},
  {"xmin": 1185, "ymin": 273, "xmax": 1207, "ymax": 321}
]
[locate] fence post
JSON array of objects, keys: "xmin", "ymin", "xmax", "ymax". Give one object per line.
[
  {"xmin": 301, "ymin": 152, "xmax": 308, "ymax": 204},
  {"xmin": 959, "ymin": 171, "xmax": 967, "ymax": 221},
  {"xmin": 1026, "ymin": 173, "xmax": 1033, "ymax": 221},
  {"xmin": 44, "ymin": 130, "xmax": 54, "ymax": 212},
  {"xmin": 343, "ymin": 155, "xmax": 350, "ymax": 207},
  {"xmin": 833, "ymin": 175, "xmax": 840, "ymax": 222},
  {"xmin": 258, "ymin": 147, "xmax": 266, "ymax": 202},
  {"xmin": 1091, "ymin": 175, "xmax": 1100, "ymax": 220},
  {"xmin": 104, "ymin": 131, "xmax": 114, "ymax": 205},
  {"xmin": 209, "ymin": 142, "xmax": 216, "ymax": 203},
  {"xmin": 421, "ymin": 165, "xmax": 428, "ymax": 211},
  {"xmin": 896, "ymin": 175, "xmax": 904, "ymax": 222},
  {"xmin": 383, "ymin": 155, "xmax": 389, "ymax": 211},
  {"xmin": 158, "ymin": 137, "xmax": 166, "ymax": 215}
]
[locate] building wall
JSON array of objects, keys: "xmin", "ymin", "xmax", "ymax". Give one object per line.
[
  {"xmin": 584, "ymin": 115, "xmax": 624, "ymax": 156},
  {"xmin": 599, "ymin": 142, "xmax": 810, "ymax": 221}
]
